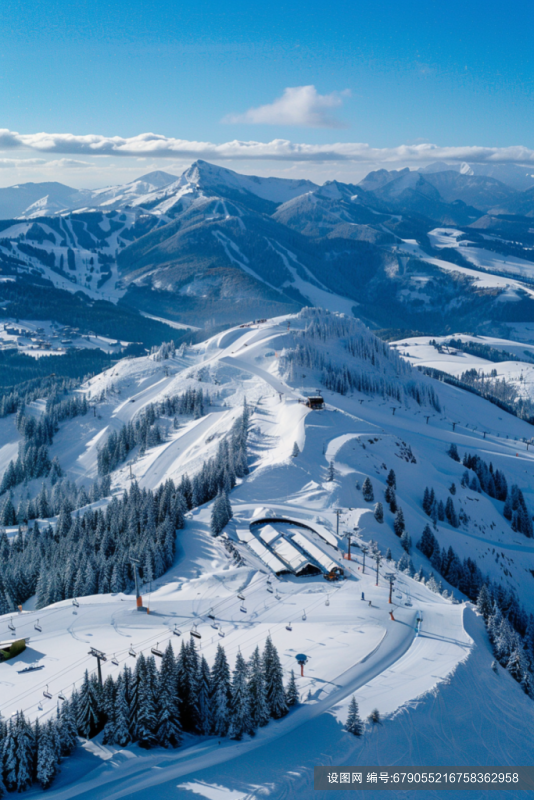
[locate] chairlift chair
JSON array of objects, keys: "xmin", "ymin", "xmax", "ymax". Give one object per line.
[
  {"xmin": 237, "ymin": 592, "xmax": 245, "ymax": 601},
  {"xmin": 43, "ymin": 685, "xmax": 52, "ymax": 700},
  {"xmin": 267, "ymin": 586, "xmax": 273, "ymax": 593},
  {"xmin": 58, "ymin": 691, "xmax": 66, "ymax": 701},
  {"xmin": 286, "ymin": 622, "xmax": 292, "ymax": 631},
  {"xmin": 211, "ymin": 620, "xmax": 219, "ymax": 629},
  {"xmin": 266, "ymin": 578, "xmax": 272, "ymax": 585},
  {"xmin": 302, "ymin": 609, "xmax": 307, "ymax": 621},
  {"xmin": 207, "ymin": 608, "xmax": 216, "ymax": 620},
  {"xmin": 8, "ymin": 618, "xmax": 15, "ymax": 632},
  {"xmin": 240, "ymin": 603, "xmax": 247, "ymax": 613},
  {"xmin": 218, "ymin": 626, "xmax": 225, "ymax": 638},
  {"xmin": 151, "ymin": 643, "xmax": 164, "ymax": 657},
  {"xmin": 129, "ymin": 646, "xmax": 137, "ymax": 658},
  {"xmin": 190, "ymin": 624, "xmax": 202, "ymax": 639},
  {"xmin": 173, "ymin": 625, "xmax": 182, "ymax": 636},
  {"xmin": 34, "ymin": 619, "xmax": 42, "ymax": 632},
  {"xmin": 325, "ymin": 596, "xmax": 330, "ymax": 607},
  {"xmin": 111, "ymin": 654, "xmax": 119, "ymax": 666},
  {"xmin": 275, "ymin": 592, "xmax": 281, "ymax": 601},
  {"xmin": 72, "ymin": 598, "xmax": 79, "ymax": 607},
  {"xmin": 38, "ymin": 702, "xmax": 43, "ymax": 711}
]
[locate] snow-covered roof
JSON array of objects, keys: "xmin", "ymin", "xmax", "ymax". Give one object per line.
[
  {"xmin": 272, "ymin": 537, "xmax": 311, "ymax": 573},
  {"xmin": 259, "ymin": 524, "xmax": 280, "ymax": 544},
  {"xmin": 290, "ymin": 532, "xmax": 338, "ymax": 573},
  {"xmin": 247, "ymin": 538, "xmax": 287, "ymax": 574}
]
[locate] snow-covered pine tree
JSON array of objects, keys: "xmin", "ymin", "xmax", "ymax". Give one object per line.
[
  {"xmin": 136, "ymin": 655, "xmax": 158, "ymax": 748},
  {"xmin": 36, "ymin": 720, "xmax": 59, "ymax": 790},
  {"xmin": 345, "ymin": 695, "xmax": 363, "ymax": 736},
  {"xmin": 211, "ymin": 643, "xmax": 231, "ymax": 737},
  {"xmin": 263, "ymin": 636, "xmax": 288, "ymax": 719},
  {"xmin": 286, "ymin": 669, "xmax": 299, "ymax": 708},
  {"xmin": 228, "ymin": 651, "xmax": 253, "ymax": 740},
  {"xmin": 248, "ymin": 646, "xmax": 270, "ymax": 728},
  {"xmin": 157, "ymin": 642, "xmax": 182, "ymax": 747},
  {"xmin": 112, "ymin": 674, "xmax": 132, "ymax": 747},
  {"xmin": 393, "ymin": 507, "xmax": 405, "ymax": 537},
  {"xmin": 58, "ymin": 698, "xmax": 78, "ymax": 756},
  {"xmin": 362, "ymin": 477, "xmax": 374, "ymax": 502},
  {"xmin": 374, "ymin": 502, "xmax": 384, "ymax": 523},
  {"xmin": 386, "ymin": 469, "xmax": 396, "ymax": 488},
  {"xmin": 77, "ymin": 670, "xmax": 100, "ymax": 739},
  {"xmin": 291, "ymin": 442, "xmax": 300, "ymax": 457},
  {"xmin": 197, "ymin": 655, "xmax": 212, "ymax": 736}
]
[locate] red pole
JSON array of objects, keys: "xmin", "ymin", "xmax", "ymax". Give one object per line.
[{"xmin": 301, "ymin": 663, "xmax": 304, "ymax": 677}]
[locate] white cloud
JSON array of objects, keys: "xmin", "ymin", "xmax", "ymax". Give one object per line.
[
  {"xmin": 1, "ymin": 128, "xmax": 534, "ymax": 165},
  {"xmin": 222, "ymin": 85, "xmax": 350, "ymax": 128},
  {"xmin": 0, "ymin": 156, "xmax": 94, "ymax": 170}
]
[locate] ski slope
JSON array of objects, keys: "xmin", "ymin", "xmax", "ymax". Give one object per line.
[{"xmin": 1, "ymin": 310, "xmax": 534, "ymax": 798}]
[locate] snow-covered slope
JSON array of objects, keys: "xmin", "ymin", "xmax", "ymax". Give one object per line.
[{"xmin": 1, "ymin": 309, "xmax": 533, "ymax": 797}]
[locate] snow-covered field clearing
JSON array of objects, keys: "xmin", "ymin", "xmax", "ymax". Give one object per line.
[
  {"xmin": 1, "ymin": 311, "xmax": 534, "ymax": 797},
  {"xmin": 392, "ymin": 333, "xmax": 534, "ymax": 401}
]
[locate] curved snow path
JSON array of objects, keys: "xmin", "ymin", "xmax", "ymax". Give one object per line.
[
  {"xmin": 135, "ymin": 410, "xmax": 230, "ymax": 490},
  {"xmin": 219, "ymin": 355, "xmax": 294, "ymax": 397}
]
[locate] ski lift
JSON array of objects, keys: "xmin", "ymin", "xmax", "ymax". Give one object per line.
[
  {"xmin": 58, "ymin": 691, "xmax": 66, "ymax": 701},
  {"xmin": 34, "ymin": 619, "xmax": 42, "ymax": 633},
  {"xmin": 129, "ymin": 645, "xmax": 137, "ymax": 658},
  {"xmin": 302, "ymin": 609, "xmax": 307, "ymax": 621},
  {"xmin": 325, "ymin": 596, "xmax": 330, "ymax": 607},
  {"xmin": 218, "ymin": 626, "xmax": 225, "ymax": 638},
  {"xmin": 190, "ymin": 624, "xmax": 202, "ymax": 639},
  {"xmin": 151, "ymin": 643, "xmax": 164, "ymax": 658},
  {"xmin": 237, "ymin": 592, "xmax": 245, "ymax": 601},
  {"xmin": 211, "ymin": 620, "xmax": 219, "ymax": 629},
  {"xmin": 8, "ymin": 618, "xmax": 15, "ymax": 633},
  {"xmin": 240, "ymin": 603, "xmax": 247, "ymax": 613},
  {"xmin": 275, "ymin": 592, "xmax": 281, "ymax": 601},
  {"xmin": 266, "ymin": 578, "xmax": 272, "ymax": 586},
  {"xmin": 286, "ymin": 622, "xmax": 293, "ymax": 631},
  {"xmin": 72, "ymin": 598, "xmax": 79, "ymax": 607},
  {"xmin": 173, "ymin": 625, "xmax": 182, "ymax": 637},
  {"xmin": 38, "ymin": 702, "xmax": 43, "ymax": 711},
  {"xmin": 43, "ymin": 685, "xmax": 52, "ymax": 700},
  {"xmin": 207, "ymin": 608, "xmax": 215, "ymax": 620},
  {"xmin": 266, "ymin": 586, "xmax": 273, "ymax": 594},
  {"xmin": 111, "ymin": 654, "xmax": 119, "ymax": 666}
]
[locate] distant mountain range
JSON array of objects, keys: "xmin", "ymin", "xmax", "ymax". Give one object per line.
[{"xmin": 1, "ymin": 159, "xmax": 534, "ymax": 338}]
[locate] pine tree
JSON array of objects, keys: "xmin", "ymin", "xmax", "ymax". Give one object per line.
[
  {"xmin": 36, "ymin": 720, "xmax": 59, "ymax": 789},
  {"xmin": 137, "ymin": 655, "xmax": 158, "ymax": 748},
  {"xmin": 211, "ymin": 643, "xmax": 231, "ymax": 737},
  {"xmin": 77, "ymin": 670, "xmax": 100, "ymax": 739},
  {"xmin": 400, "ymin": 530, "xmax": 411, "ymax": 552},
  {"xmin": 59, "ymin": 698, "xmax": 78, "ymax": 756},
  {"xmin": 362, "ymin": 477, "xmax": 374, "ymax": 502},
  {"xmin": 345, "ymin": 695, "xmax": 363, "ymax": 736},
  {"xmin": 263, "ymin": 636, "xmax": 288, "ymax": 719},
  {"xmin": 248, "ymin": 646, "xmax": 270, "ymax": 728},
  {"xmin": 197, "ymin": 656, "xmax": 212, "ymax": 736},
  {"xmin": 393, "ymin": 507, "xmax": 405, "ymax": 537},
  {"xmin": 113, "ymin": 675, "xmax": 132, "ymax": 747},
  {"xmin": 374, "ymin": 502, "xmax": 384, "ymax": 523},
  {"xmin": 477, "ymin": 585, "xmax": 493, "ymax": 620},
  {"xmin": 327, "ymin": 461, "xmax": 335, "ymax": 482},
  {"xmin": 291, "ymin": 442, "xmax": 300, "ymax": 457},
  {"xmin": 157, "ymin": 642, "xmax": 182, "ymax": 747},
  {"xmin": 286, "ymin": 669, "xmax": 299, "ymax": 708},
  {"xmin": 229, "ymin": 651, "xmax": 253, "ymax": 740}
]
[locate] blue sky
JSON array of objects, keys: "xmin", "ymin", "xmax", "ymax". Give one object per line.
[{"xmin": 0, "ymin": 0, "xmax": 532, "ymax": 186}]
